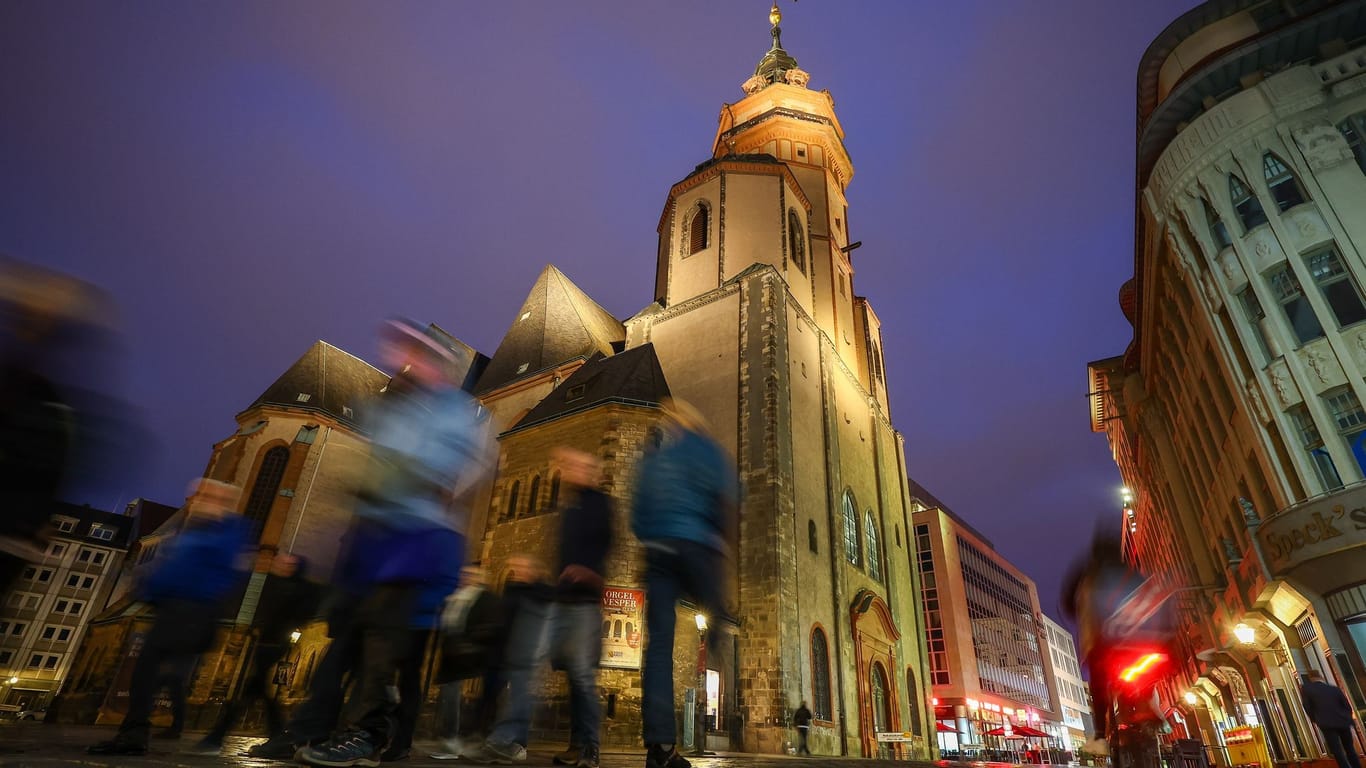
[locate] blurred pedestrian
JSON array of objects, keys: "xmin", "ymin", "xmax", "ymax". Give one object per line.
[
  {"xmin": 1301, "ymin": 670, "xmax": 1362, "ymax": 768},
  {"xmin": 297, "ymin": 319, "xmax": 495, "ymax": 768},
  {"xmin": 385, "ymin": 548, "xmax": 464, "ymax": 762},
  {"xmin": 547, "ymin": 448, "xmax": 613, "ymax": 768},
  {"xmin": 432, "ymin": 565, "xmax": 505, "ymax": 760},
  {"xmin": 793, "ymin": 701, "xmax": 812, "ymax": 755},
  {"xmin": 88, "ymin": 479, "xmax": 251, "ymax": 756},
  {"xmin": 191, "ymin": 552, "xmax": 321, "ymax": 755},
  {"xmin": 465, "ymin": 555, "xmax": 555, "ymax": 764},
  {"xmin": 631, "ymin": 398, "xmax": 737, "ymax": 768}
]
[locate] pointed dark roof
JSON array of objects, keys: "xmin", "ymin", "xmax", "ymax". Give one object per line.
[
  {"xmin": 424, "ymin": 323, "xmax": 490, "ymax": 393},
  {"xmin": 242, "ymin": 341, "xmax": 389, "ymax": 428},
  {"xmin": 475, "ymin": 266, "xmax": 625, "ymax": 395},
  {"xmin": 507, "ymin": 344, "xmax": 671, "ymax": 434}
]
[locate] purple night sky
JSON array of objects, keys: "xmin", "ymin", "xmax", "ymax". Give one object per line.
[{"xmin": 0, "ymin": 1, "xmax": 1199, "ymax": 619}]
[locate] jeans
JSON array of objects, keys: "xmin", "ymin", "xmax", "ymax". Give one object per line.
[
  {"xmin": 339, "ymin": 584, "xmax": 419, "ymax": 746},
  {"xmin": 205, "ymin": 642, "xmax": 287, "ymax": 744},
  {"xmin": 286, "ymin": 617, "xmax": 360, "ymax": 744},
  {"xmin": 389, "ymin": 629, "xmax": 434, "ymax": 753},
  {"xmin": 119, "ymin": 643, "xmax": 195, "ymax": 744},
  {"xmin": 1321, "ymin": 727, "xmax": 1363, "ymax": 768},
  {"xmin": 552, "ymin": 602, "xmax": 604, "ymax": 749},
  {"xmin": 641, "ymin": 539, "xmax": 727, "ymax": 747},
  {"xmin": 797, "ymin": 726, "xmax": 810, "ymax": 754},
  {"xmin": 488, "ymin": 598, "xmax": 553, "ymax": 748}
]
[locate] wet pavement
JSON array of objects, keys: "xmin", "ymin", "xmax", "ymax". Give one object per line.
[{"xmin": 0, "ymin": 723, "xmax": 947, "ymax": 767}]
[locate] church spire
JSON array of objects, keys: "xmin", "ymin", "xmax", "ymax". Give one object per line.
[{"xmin": 744, "ymin": 1, "xmax": 808, "ymax": 94}]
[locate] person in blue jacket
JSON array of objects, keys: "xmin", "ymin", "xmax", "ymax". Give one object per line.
[
  {"xmin": 89, "ymin": 479, "xmax": 251, "ymax": 755},
  {"xmin": 631, "ymin": 398, "xmax": 738, "ymax": 768},
  {"xmin": 384, "ymin": 549, "xmax": 464, "ymax": 761}
]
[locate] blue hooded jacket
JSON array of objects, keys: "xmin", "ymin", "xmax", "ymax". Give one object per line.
[
  {"xmin": 142, "ymin": 514, "xmax": 250, "ymax": 604},
  {"xmin": 631, "ymin": 429, "xmax": 737, "ymax": 554}
]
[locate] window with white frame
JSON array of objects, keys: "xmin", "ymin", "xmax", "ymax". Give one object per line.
[
  {"xmin": 1306, "ymin": 247, "xmax": 1366, "ymax": 329},
  {"xmin": 1263, "ymin": 153, "xmax": 1307, "ymax": 212},
  {"xmin": 1324, "ymin": 387, "xmax": 1366, "ymax": 478},
  {"xmin": 88, "ymin": 524, "xmax": 115, "ymax": 542},
  {"xmin": 1267, "ymin": 265, "xmax": 1325, "ymax": 345},
  {"xmin": 46, "ymin": 542, "xmax": 65, "ymax": 558},
  {"xmin": 40, "ymin": 625, "xmax": 72, "ymax": 642},
  {"xmin": 1339, "ymin": 114, "xmax": 1366, "ymax": 175},
  {"xmin": 0, "ymin": 650, "xmax": 10, "ymax": 665},
  {"xmin": 8, "ymin": 622, "xmax": 26, "ymax": 637},
  {"xmin": 1290, "ymin": 404, "xmax": 1343, "ymax": 491},
  {"xmin": 52, "ymin": 516, "xmax": 77, "ymax": 533}
]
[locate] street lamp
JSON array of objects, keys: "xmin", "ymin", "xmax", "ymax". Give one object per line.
[
  {"xmin": 1184, "ymin": 691, "xmax": 1199, "ymax": 705},
  {"xmin": 290, "ymin": 629, "xmax": 302, "ymax": 645},
  {"xmin": 693, "ymin": 613, "xmax": 708, "ymax": 756},
  {"xmin": 1234, "ymin": 623, "xmax": 1255, "ymax": 645},
  {"xmin": 7, "ymin": 677, "xmax": 16, "ymax": 685}
]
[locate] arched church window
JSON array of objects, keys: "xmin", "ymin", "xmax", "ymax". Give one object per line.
[
  {"xmin": 808, "ymin": 519, "xmax": 818, "ymax": 553},
  {"xmin": 549, "ymin": 472, "xmax": 561, "ymax": 510},
  {"xmin": 1340, "ymin": 114, "xmax": 1366, "ymax": 174},
  {"xmin": 811, "ymin": 628, "xmax": 832, "ymax": 720},
  {"xmin": 506, "ymin": 480, "xmax": 521, "ymax": 520},
  {"xmin": 906, "ymin": 667, "xmax": 922, "ymax": 736},
  {"xmin": 1263, "ymin": 153, "xmax": 1307, "ymax": 212},
  {"xmin": 244, "ymin": 446, "xmax": 289, "ymax": 541},
  {"xmin": 689, "ymin": 203, "xmax": 710, "ymax": 255},
  {"xmin": 865, "ymin": 509, "xmax": 881, "ymax": 582},
  {"xmin": 1228, "ymin": 174, "xmax": 1267, "ymax": 233},
  {"xmin": 527, "ymin": 475, "xmax": 541, "ymax": 516},
  {"xmin": 1201, "ymin": 198, "xmax": 1232, "ymax": 251},
  {"xmin": 842, "ymin": 491, "xmax": 860, "ymax": 567},
  {"xmin": 788, "ymin": 210, "xmax": 806, "ymax": 274}
]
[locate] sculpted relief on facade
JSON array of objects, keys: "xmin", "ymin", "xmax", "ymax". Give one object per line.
[
  {"xmin": 1268, "ymin": 359, "xmax": 1302, "ymax": 408},
  {"xmin": 1246, "ymin": 379, "xmax": 1271, "ymax": 424},
  {"xmin": 1292, "ymin": 122, "xmax": 1355, "ymax": 172},
  {"xmin": 1297, "ymin": 339, "xmax": 1345, "ymax": 391}
]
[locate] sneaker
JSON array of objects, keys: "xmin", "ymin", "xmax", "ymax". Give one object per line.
[
  {"xmin": 1082, "ymin": 737, "xmax": 1110, "ymax": 757},
  {"xmin": 296, "ymin": 730, "xmax": 381, "ymax": 767},
  {"xmin": 554, "ymin": 745, "xmax": 582, "ymax": 765},
  {"xmin": 646, "ymin": 744, "xmax": 691, "ymax": 768},
  {"xmin": 433, "ymin": 736, "xmax": 466, "ymax": 760},
  {"xmin": 87, "ymin": 739, "xmax": 148, "ymax": 756},
  {"xmin": 577, "ymin": 744, "xmax": 600, "ymax": 768},
  {"xmin": 469, "ymin": 740, "xmax": 527, "ymax": 765},
  {"xmin": 185, "ymin": 739, "xmax": 222, "ymax": 756},
  {"xmin": 382, "ymin": 746, "xmax": 412, "ymax": 761},
  {"xmin": 247, "ymin": 735, "xmax": 300, "ymax": 760}
]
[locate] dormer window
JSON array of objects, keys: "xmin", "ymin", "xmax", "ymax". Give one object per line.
[{"xmin": 295, "ymin": 393, "xmax": 312, "ymax": 403}]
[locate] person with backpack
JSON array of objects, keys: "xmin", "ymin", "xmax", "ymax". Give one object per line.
[{"xmin": 432, "ymin": 565, "xmax": 506, "ymax": 760}]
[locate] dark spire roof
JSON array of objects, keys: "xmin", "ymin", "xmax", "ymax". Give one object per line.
[
  {"xmin": 475, "ymin": 265, "xmax": 625, "ymax": 395},
  {"xmin": 423, "ymin": 323, "xmax": 490, "ymax": 393},
  {"xmin": 508, "ymin": 343, "xmax": 671, "ymax": 433},
  {"xmin": 754, "ymin": 2, "xmax": 799, "ymax": 86},
  {"xmin": 242, "ymin": 341, "xmax": 388, "ymax": 428}
]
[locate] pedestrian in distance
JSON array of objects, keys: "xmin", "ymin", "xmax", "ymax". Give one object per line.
[
  {"xmin": 88, "ymin": 479, "xmax": 251, "ymax": 756},
  {"xmin": 631, "ymin": 398, "xmax": 738, "ymax": 768},
  {"xmin": 465, "ymin": 554, "xmax": 555, "ymax": 765},
  {"xmin": 191, "ymin": 551, "xmax": 321, "ymax": 755},
  {"xmin": 547, "ymin": 447, "xmax": 613, "ymax": 768},
  {"xmin": 431, "ymin": 564, "xmax": 506, "ymax": 760},
  {"xmin": 1301, "ymin": 669, "xmax": 1363, "ymax": 768},
  {"xmin": 793, "ymin": 701, "xmax": 812, "ymax": 755},
  {"xmin": 296, "ymin": 318, "xmax": 496, "ymax": 768}
]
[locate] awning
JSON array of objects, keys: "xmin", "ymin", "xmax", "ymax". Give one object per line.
[
  {"xmin": 983, "ymin": 726, "xmax": 1049, "ymax": 738},
  {"xmin": 936, "ymin": 722, "xmax": 956, "ymax": 732}
]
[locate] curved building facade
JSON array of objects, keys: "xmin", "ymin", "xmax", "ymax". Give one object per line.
[{"xmin": 1088, "ymin": 0, "xmax": 1366, "ymax": 760}]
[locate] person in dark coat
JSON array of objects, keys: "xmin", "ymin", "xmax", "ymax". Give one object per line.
[
  {"xmin": 793, "ymin": 702, "xmax": 812, "ymax": 755},
  {"xmin": 1301, "ymin": 670, "xmax": 1362, "ymax": 768},
  {"xmin": 431, "ymin": 565, "xmax": 505, "ymax": 760},
  {"xmin": 88, "ymin": 479, "xmax": 251, "ymax": 756},
  {"xmin": 191, "ymin": 552, "xmax": 322, "ymax": 755},
  {"xmin": 385, "ymin": 549, "xmax": 464, "ymax": 762}
]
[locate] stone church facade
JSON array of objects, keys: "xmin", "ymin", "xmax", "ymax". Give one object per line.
[{"xmin": 60, "ymin": 10, "xmax": 933, "ymax": 758}]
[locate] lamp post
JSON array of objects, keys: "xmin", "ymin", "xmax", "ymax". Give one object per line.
[{"xmin": 693, "ymin": 613, "xmax": 708, "ymax": 757}]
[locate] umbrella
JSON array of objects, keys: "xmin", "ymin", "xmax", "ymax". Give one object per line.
[
  {"xmin": 936, "ymin": 722, "xmax": 956, "ymax": 733},
  {"xmin": 1014, "ymin": 726, "xmax": 1049, "ymax": 738},
  {"xmin": 983, "ymin": 727, "xmax": 1021, "ymax": 737}
]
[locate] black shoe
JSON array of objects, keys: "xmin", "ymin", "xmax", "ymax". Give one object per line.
[
  {"xmin": 646, "ymin": 744, "xmax": 690, "ymax": 768},
  {"xmin": 554, "ymin": 745, "xmax": 582, "ymax": 765},
  {"xmin": 382, "ymin": 746, "xmax": 412, "ymax": 761},
  {"xmin": 247, "ymin": 736, "xmax": 301, "ymax": 760},
  {"xmin": 88, "ymin": 739, "xmax": 148, "ymax": 756},
  {"xmin": 577, "ymin": 744, "xmax": 600, "ymax": 768},
  {"xmin": 153, "ymin": 728, "xmax": 182, "ymax": 739},
  {"xmin": 297, "ymin": 730, "xmax": 381, "ymax": 767}
]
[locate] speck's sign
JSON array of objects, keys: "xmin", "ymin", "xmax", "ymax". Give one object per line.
[
  {"xmin": 1257, "ymin": 488, "xmax": 1366, "ymax": 575},
  {"xmin": 601, "ymin": 587, "xmax": 645, "ymax": 670}
]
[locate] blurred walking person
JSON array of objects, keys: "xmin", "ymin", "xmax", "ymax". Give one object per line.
[
  {"xmin": 384, "ymin": 551, "xmax": 464, "ymax": 762},
  {"xmin": 1301, "ymin": 670, "xmax": 1362, "ymax": 768},
  {"xmin": 297, "ymin": 319, "xmax": 495, "ymax": 768},
  {"xmin": 191, "ymin": 552, "xmax": 321, "ymax": 755},
  {"xmin": 88, "ymin": 479, "xmax": 251, "ymax": 756},
  {"xmin": 631, "ymin": 399, "xmax": 737, "ymax": 768},
  {"xmin": 431, "ymin": 565, "xmax": 505, "ymax": 760},
  {"xmin": 792, "ymin": 701, "xmax": 812, "ymax": 755},
  {"xmin": 548, "ymin": 448, "xmax": 613, "ymax": 768}
]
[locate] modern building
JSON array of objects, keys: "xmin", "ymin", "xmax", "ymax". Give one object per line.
[
  {"xmin": 1087, "ymin": 0, "xmax": 1366, "ymax": 759},
  {"xmin": 62, "ymin": 5, "xmax": 936, "ymax": 756},
  {"xmin": 0, "ymin": 502, "xmax": 137, "ymax": 712},
  {"xmin": 1041, "ymin": 614, "xmax": 1090, "ymax": 751},
  {"xmin": 911, "ymin": 486, "xmax": 1059, "ymax": 759}
]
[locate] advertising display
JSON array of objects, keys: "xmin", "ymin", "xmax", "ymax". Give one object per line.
[{"xmin": 601, "ymin": 587, "xmax": 645, "ymax": 669}]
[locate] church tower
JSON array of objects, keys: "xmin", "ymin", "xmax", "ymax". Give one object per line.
[{"xmin": 627, "ymin": 4, "xmax": 932, "ymax": 756}]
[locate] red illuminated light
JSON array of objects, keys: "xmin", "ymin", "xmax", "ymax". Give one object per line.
[{"xmin": 1118, "ymin": 653, "xmax": 1167, "ymax": 683}]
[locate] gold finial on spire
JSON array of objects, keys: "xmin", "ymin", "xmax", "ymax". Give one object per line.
[{"xmin": 769, "ymin": 1, "xmax": 781, "ymax": 27}]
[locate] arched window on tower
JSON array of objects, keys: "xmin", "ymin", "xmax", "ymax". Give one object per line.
[
  {"xmin": 1202, "ymin": 198, "xmax": 1233, "ymax": 251},
  {"xmin": 865, "ymin": 509, "xmax": 881, "ymax": 582},
  {"xmin": 527, "ymin": 475, "xmax": 541, "ymax": 516},
  {"xmin": 1339, "ymin": 114, "xmax": 1366, "ymax": 174},
  {"xmin": 1263, "ymin": 153, "xmax": 1307, "ymax": 212},
  {"xmin": 244, "ymin": 446, "xmax": 289, "ymax": 541},
  {"xmin": 808, "ymin": 519, "xmax": 818, "ymax": 553},
  {"xmin": 811, "ymin": 628, "xmax": 832, "ymax": 720},
  {"xmin": 842, "ymin": 491, "xmax": 860, "ymax": 567},
  {"xmin": 688, "ymin": 203, "xmax": 710, "ymax": 255},
  {"xmin": 548, "ymin": 471, "xmax": 561, "ymax": 510},
  {"xmin": 788, "ymin": 210, "xmax": 806, "ymax": 274},
  {"xmin": 1228, "ymin": 174, "xmax": 1267, "ymax": 232},
  {"xmin": 506, "ymin": 480, "xmax": 521, "ymax": 520}
]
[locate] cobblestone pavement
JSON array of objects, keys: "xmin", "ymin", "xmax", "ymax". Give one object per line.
[{"xmin": 0, "ymin": 724, "xmax": 947, "ymax": 768}]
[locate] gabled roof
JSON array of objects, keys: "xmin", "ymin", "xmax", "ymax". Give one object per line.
[
  {"xmin": 124, "ymin": 498, "xmax": 179, "ymax": 539},
  {"xmin": 49, "ymin": 501, "xmax": 137, "ymax": 549},
  {"xmin": 241, "ymin": 341, "xmax": 388, "ymax": 428},
  {"xmin": 507, "ymin": 344, "xmax": 670, "ymax": 434},
  {"xmin": 424, "ymin": 323, "xmax": 490, "ymax": 393},
  {"xmin": 475, "ymin": 266, "xmax": 625, "ymax": 395}
]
